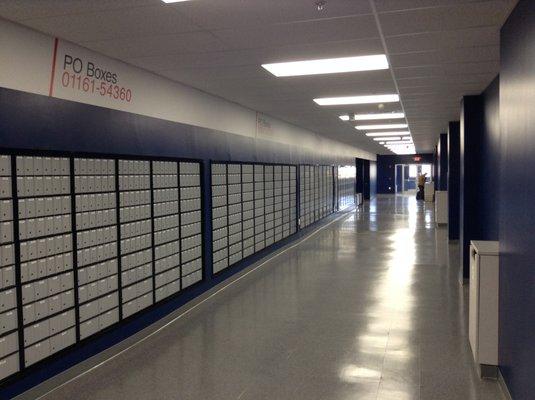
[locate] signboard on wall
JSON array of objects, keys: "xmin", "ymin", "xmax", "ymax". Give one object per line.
[{"xmin": 50, "ymin": 39, "xmax": 150, "ymax": 114}]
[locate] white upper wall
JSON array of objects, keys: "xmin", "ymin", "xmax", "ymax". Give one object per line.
[{"xmin": 0, "ymin": 18, "xmax": 375, "ymax": 161}]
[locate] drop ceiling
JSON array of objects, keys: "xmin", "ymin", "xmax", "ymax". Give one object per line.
[{"xmin": 0, "ymin": 0, "xmax": 517, "ymax": 154}]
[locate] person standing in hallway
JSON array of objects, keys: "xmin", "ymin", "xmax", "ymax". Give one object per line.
[{"xmin": 417, "ymin": 172, "xmax": 427, "ymax": 200}]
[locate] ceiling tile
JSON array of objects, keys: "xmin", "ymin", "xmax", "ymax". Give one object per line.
[
  {"xmin": 374, "ymin": 0, "xmax": 516, "ymax": 13},
  {"xmin": 80, "ymin": 31, "xmax": 225, "ymax": 59},
  {"xmin": 211, "ymin": 15, "xmax": 379, "ymax": 51},
  {"xmin": 0, "ymin": 0, "xmax": 154, "ymax": 20},
  {"xmin": 128, "ymin": 38, "xmax": 385, "ymax": 72},
  {"xmin": 378, "ymin": 1, "xmax": 512, "ymax": 36},
  {"xmin": 176, "ymin": 0, "xmax": 372, "ymax": 30},
  {"xmin": 385, "ymin": 26, "xmax": 499, "ymax": 53},
  {"xmin": 389, "ymin": 45, "xmax": 499, "ymax": 67},
  {"xmin": 12, "ymin": 5, "xmax": 201, "ymax": 43}
]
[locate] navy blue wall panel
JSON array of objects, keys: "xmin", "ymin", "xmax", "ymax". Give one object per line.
[
  {"xmin": 437, "ymin": 133, "xmax": 448, "ymax": 191},
  {"xmin": 478, "ymin": 77, "xmax": 500, "ymax": 240},
  {"xmin": 355, "ymin": 158, "xmax": 364, "ymax": 194},
  {"xmin": 499, "ymin": 1, "xmax": 535, "ymax": 397},
  {"xmin": 433, "ymin": 146, "xmax": 439, "ymax": 190},
  {"xmin": 363, "ymin": 160, "xmax": 371, "ymax": 200},
  {"xmin": 356, "ymin": 158, "xmax": 371, "ymax": 199},
  {"xmin": 0, "ymin": 88, "xmax": 353, "ymax": 166},
  {"xmin": 0, "ymin": 86, "xmax": 359, "ymax": 397},
  {"xmin": 376, "ymin": 154, "xmax": 434, "ymax": 194},
  {"xmin": 459, "ymin": 96, "xmax": 483, "ymax": 280},
  {"xmin": 447, "ymin": 121, "xmax": 460, "ymax": 240}
]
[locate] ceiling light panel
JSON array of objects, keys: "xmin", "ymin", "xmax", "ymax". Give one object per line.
[
  {"xmin": 314, "ymin": 94, "xmax": 399, "ymax": 106},
  {"xmin": 356, "ymin": 123, "xmax": 408, "ymax": 130},
  {"xmin": 364, "ymin": 131, "xmax": 411, "ymax": 137},
  {"xmin": 373, "ymin": 137, "xmax": 401, "ymax": 141},
  {"xmin": 262, "ymin": 55, "xmax": 388, "ymax": 77},
  {"xmin": 385, "ymin": 141, "xmax": 414, "ymax": 146},
  {"xmin": 354, "ymin": 112, "xmax": 405, "ymax": 120}
]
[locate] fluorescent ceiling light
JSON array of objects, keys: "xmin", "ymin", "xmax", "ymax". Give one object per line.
[
  {"xmin": 386, "ymin": 137, "xmax": 412, "ymax": 142},
  {"xmin": 339, "ymin": 115, "xmax": 351, "ymax": 121},
  {"xmin": 385, "ymin": 142, "xmax": 414, "ymax": 147},
  {"xmin": 356, "ymin": 123, "xmax": 408, "ymax": 130},
  {"xmin": 373, "ymin": 137, "xmax": 401, "ymax": 141},
  {"xmin": 379, "ymin": 142, "xmax": 386, "ymax": 144},
  {"xmin": 364, "ymin": 131, "xmax": 411, "ymax": 137},
  {"xmin": 354, "ymin": 112, "xmax": 405, "ymax": 120},
  {"xmin": 262, "ymin": 55, "xmax": 388, "ymax": 77},
  {"xmin": 314, "ymin": 94, "xmax": 399, "ymax": 106}
]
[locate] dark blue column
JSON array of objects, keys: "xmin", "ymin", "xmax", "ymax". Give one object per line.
[
  {"xmin": 460, "ymin": 97, "xmax": 483, "ymax": 280},
  {"xmin": 437, "ymin": 133, "xmax": 448, "ymax": 190},
  {"xmin": 433, "ymin": 145, "xmax": 439, "ymax": 190},
  {"xmin": 447, "ymin": 121, "xmax": 460, "ymax": 241},
  {"xmin": 362, "ymin": 159, "xmax": 371, "ymax": 200},
  {"xmin": 355, "ymin": 158, "xmax": 364, "ymax": 194}
]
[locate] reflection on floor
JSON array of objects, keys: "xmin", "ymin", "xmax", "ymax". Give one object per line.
[{"xmin": 21, "ymin": 195, "xmax": 504, "ymax": 400}]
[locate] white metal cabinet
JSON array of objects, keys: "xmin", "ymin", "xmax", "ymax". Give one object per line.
[
  {"xmin": 435, "ymin": 191, "xmax": 448, "ymax": 224},
  {"xmin": 469, "ymin": 240, "xmax": 499, "ymax": 376},
  {"xmin": 424, "ymin": 181, "xmax": 435, "ymax": 202}
]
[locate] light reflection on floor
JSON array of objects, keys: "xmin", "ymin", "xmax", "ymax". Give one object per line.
[{"xmin": 26, "ymin": 195, "xmax": 505, "ymax": 400}]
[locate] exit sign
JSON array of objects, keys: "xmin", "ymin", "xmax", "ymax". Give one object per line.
[{"xmin": 413, "ymin": 156, "xmax": 422, "ymax": 162}]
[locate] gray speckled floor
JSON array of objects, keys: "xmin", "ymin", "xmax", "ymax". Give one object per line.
[{"xmin": 25, "ymin": 195, "xmax": 505, "ymax": 400}]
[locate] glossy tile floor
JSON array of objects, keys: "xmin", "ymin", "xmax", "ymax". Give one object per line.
[{"xmin": 32, "ymin": 195, "xmax": 505, "ymax": 400}]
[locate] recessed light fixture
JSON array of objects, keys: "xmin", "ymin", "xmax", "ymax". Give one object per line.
[
  {"xmin": 356, "ymin": 123, "xmax": 408, "ymax": 130},
  {"xmin": 262, "ymin": 55, "xmax": 388, "ymax": 77},
  {"xmin": 339, "ymin": 115, "xmax": 351, "ymax": 121},
  {"xmin": 354, "ymin": 112, "xmax": 405, "ymax": 120},
  {"xmin": 379, "ymin": 142, "xmax": 386, "ymax": 144},
  {"xmin": 364, "ymin": 131, "xmax": 411, "ymax": 137},
  {"xmin": 314, "ymin": 94, "xmax": 399, "ymax": 106},
  {"xmin": 373, "ymin": 137, "xmax": 401, "ymax": 141}
]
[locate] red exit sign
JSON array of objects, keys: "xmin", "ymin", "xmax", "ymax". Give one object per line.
[{"xmin": 413, "ymin": 156, "xmax": 422, "ymax": 162}]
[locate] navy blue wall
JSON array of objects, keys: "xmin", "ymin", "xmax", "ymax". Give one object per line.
[
  {"xmin": 447, "ymin": 121, "xmax": 460, "ymax": 240},
  {"xmin": 0, "ymin": 88, "xmax": 353, "ymax": 166},
  {"xmin": 376, "ymin": 154, "xmax": 434, "ymax": 194},
  {"xmin": 0, "ymin": 86, "xmax": 361, "ymax": 397},
  {"xmin": 357, "ymin": 158, "xmax": 372, "ymax": 199},
  {"xmin": 433, "ymin": 146, "xmax": 439, "ymax": 190},
  {"xmin": 499, "ymin": 2, "xmax": 535, "ymax": 397},
  {"xmin": 355, "ymin": 158, "xmax": 365, "ymax": 194},
  {"xmin": 437, "ymin": 133, "xmax": 448, "ymax": 191},
  {"xmin": 460, "ymin": 96, "xmax": 483, "ymax": 279},
  {"xmin": 459, "ymin": 79, "xmax": 500, "ymax": 277},
  {"xmin": 478, "ymin": 77, "xmax": 500, "ymax": 240}
]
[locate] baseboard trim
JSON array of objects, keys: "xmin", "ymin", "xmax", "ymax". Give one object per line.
[{"xmin": 498, "ymin": 369, "xmax": 513, "ymax": 400}]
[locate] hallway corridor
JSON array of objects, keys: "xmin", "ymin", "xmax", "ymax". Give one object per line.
[{"xmin": 23, "ymin": 196, "xmax": 504, "ymax": 400}]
